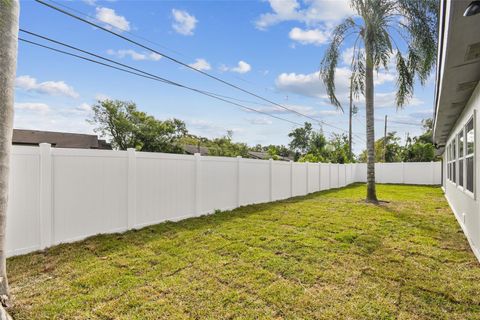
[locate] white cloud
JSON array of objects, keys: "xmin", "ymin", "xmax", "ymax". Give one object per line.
[
  {"xmin": 187, "ymin": 119, "xmax": 242, "ymax": 138},
  {"xmin": 95, "ymin": 93, "xmax": 111, "ymax": 101},
  {"xmin": 256, "ymin": 0, "xmax": 354, "ymax": 30},
  {"xmin": 289, "ymin": 27, "xmax": 329, "ymax": 45},
  {"xmin": 171, "ymin": 9, "xmax": 197, "ymax": 36},
  {"xmin": 14, "ymin": 102, "xmax": 96, "ymax": 134},
  {"xmin": 232, "ymin": 61, "xmax": 251, "ymax": 74},
  {"xmin": 95, "ymin": 7, "xmax": 131, "ymax": 32},
  {"xmin": 254, "ymin": 104, "xmax": 325, "ymax": 117},
  {"xmin": 247, "ymin": 118, "xmax": 273, "ymax": 125},
  {"xmin": 76, "ymin": 103, "xmax": 92, "ymax": 113},
  {"xmin": 275, "ymin": 66, "xmax": 396, "ymax": 101},
  {"xmin": 221, "ymin": 61, "xmax": 252, "ymax": 74},
  {"xmin": 14, "ymin": 102, "xmax": 50, "ymax": 113},
  {"xmin": 374, "ymin": 72, "xmax": 396, "ymax": 85},
  {"xmin": 107, "ymin": 49, "xmax": 161, "ymax": 61},
  {"xmin": 374, "ymin": 92, "xmax": 423, "ymax": 108},
  {"xmin": 275, "ymin": 70, "xmax": 326, "ymax": 98},
  {"xmin": 15, "ymin": 75, "xmax": 79, "ymax": 98},
  {"xmin": 189, "ymin": 58, "xmax": 211, "ymax": 71}
]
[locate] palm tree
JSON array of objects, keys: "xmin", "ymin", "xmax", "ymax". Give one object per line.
[
  {"xmin": 320, "ymin": 0, "xmax": 437, "ymax": 203},
  {"xmin": 0, "ymin": 0, "xmax": 20, "ymax": 316}
]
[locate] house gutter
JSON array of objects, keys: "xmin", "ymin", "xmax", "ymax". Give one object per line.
[{"xmin": 433, "ymin": 0, "xmax": 447, "ymax": 150}]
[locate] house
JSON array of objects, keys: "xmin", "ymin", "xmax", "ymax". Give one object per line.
[
  {"xmin": 12, "ymin": 129, "xmax": 112, "ymax": 149},
  {"xmin": 433, "ymin": 0, "xmax": 480, "ymax": 260},
  {"xmin": 247, "ymin": 151, "xmax": 292, "ymax": 161},
  {"xmin": 182, "ymin": 144, "xmax": 210, "ymax": 156}
]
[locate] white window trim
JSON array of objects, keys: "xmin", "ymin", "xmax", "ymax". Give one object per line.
[
  {"xmin": 446, "ymin": 111, "xmax": 476, "ymax": 200},
  {"xmin": 460, "ymin": 111, "xmax": 475, "ymax": 199},
  {"xmin": 457, "ymin": 129, "xmax": 465, "ymax": 191}
]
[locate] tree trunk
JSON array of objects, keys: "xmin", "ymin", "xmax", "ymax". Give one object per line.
[
  {"xmin": 365, "ymin": 45, "xmax": 378, "ymax": 203},
  {"xmin": 348, "ymin": 77, "xmax": 353, "ymax": 161},
  {"xmin": 0, "ymin": 0, "xmax": 20, "ymax": 314}
]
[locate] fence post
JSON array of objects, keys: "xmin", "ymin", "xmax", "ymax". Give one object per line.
[
  {"xmin": 269, "ymin": 158, "xmax": 274, "ymax": 201},
  {"xmin": 305, "ymin": 161, "xmax": 309, "ymax": 194},
  {"xmin": 401, "ymin": 161, "xmax": 405, "ymax": 184},
  {"xmin": 195, "ymin": 153, "xmax": 202, "ymax": 215},
  {"xmin": 127, "ymin": 148, "xmax": 136, "ymax": 229},
  {"xmin": 328, "ymin": 162, "xmax": 331, "ymax": 189},
  {"xmin": 237, "ymin": 156, "xmax": 242, "ymax": 207},
  {"xmin": 318, "ymin": 163, "xmax": 321, "ymax": 191},
  {"xmin": 290, "ymin": 160, "xmax": 293, "ymax": 197},
  {"xmin": 39, "ymin": 143, "xmax": 53, "ymax": 249},
  {"xmin": 337, "ymin": 163, "xmax": 340, "ymax": 188},
  {"xmin": 431, "ymin": 161, "xmax": 435, "ymax": 185}
]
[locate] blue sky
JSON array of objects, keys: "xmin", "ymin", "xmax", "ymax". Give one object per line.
[{"xmin": 15, "ymin": 0, "xmax": 435, "ymax": 154}]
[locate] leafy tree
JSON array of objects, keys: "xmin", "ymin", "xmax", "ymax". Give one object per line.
[
  {"xmin": 180, "ymin": 131, "xmax": 249, "ymax": 158},
  {"xmin": 292, "ymin": 126, "xmax": 352, "ymax": 164},
  {"xmin": 402, "ymin": 141, "xmax": 435, "ymax": 162},
  {"xmin": 298, "ymin": 153, "xmax": 322, "ymax": 163},
  {"xmin": 288, "ymin": 122, "xmax": 313, "ymax": 156},
  {"xmin": 402, "ymin": 118, "xmax": 437, "ymax": 162},
  {"xmin": 207, "ymin": 134, "xmax": 249, "ymax": 157},
  {"xmin": 89, "ymin": 99, "xmax": 187, "ymax": 153},
  {"xmin": 359, "ymin": 132, "xmax": 403, "ymax": 162},
  {"xmin": 320, "ymin": 0, "xmax": 438, "ymax": 203},
  {"xmin": 0, "ymin": 0, "xmax": 19, "ymax": 316},
  {"xmin": 326, "ymin": 134, "xmax": 352, "ymax": 164}
]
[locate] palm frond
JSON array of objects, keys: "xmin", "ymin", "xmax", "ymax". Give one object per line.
[{"xmin": 319, "ymin": 17, "xmax": 358, "ymax": 111}]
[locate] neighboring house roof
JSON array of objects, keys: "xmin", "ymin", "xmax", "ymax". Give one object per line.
[
  {"xmin": 182, "ymin": 144, "xmax": 210, "ymax": 156},
  {"xmin": 433, "ymin": 0, "xmax": 480, "ymax": 151},
  {"xmin": 12, "ymin": 129, "xmax": 112, "ymax": 149},
  {"xmin": 247, "ymin": 151, "xmax": 292, "ymax": 161}
]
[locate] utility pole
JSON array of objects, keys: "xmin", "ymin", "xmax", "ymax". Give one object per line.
[{"xmin": 383, "ymin": 115, "xmax": 388, "ymax": 162}]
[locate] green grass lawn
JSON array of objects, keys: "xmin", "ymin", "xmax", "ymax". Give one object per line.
[{"xmin": 7, "ymin": 184, "xmax": 480, "ymax": 319}]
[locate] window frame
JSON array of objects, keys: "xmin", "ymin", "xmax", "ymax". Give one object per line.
[
  {"xmin": 458, "ymin": 129, "xmax": 465, "ymax": 190},
  {"xmin": 464, "ymin": 112, "xmax": 476, "ymax": 198}
]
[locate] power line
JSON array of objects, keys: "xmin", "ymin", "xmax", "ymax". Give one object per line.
[
  {"xmin": 19, "ymin": 37, "xmax": 308, "ymax": 129},
  {"xmin": 44, "ymin": 0, "xmax": 291, "ymax": 101},
  {"xmin": 357, "ymin": 114, "xmax": 424, "ymax": 127},
  {"xmin": 19, "ymin": 34, "xmax": 361, "ymax": 145},
  {"xmin": 35, "ymin": 0, "xmax": 363, "ymax": 141}
]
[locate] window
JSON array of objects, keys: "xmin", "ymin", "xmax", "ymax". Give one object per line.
[
  {"xmin": 466, "ymin": 117, "xmax": 475, "ymax": 194},
  {"xmin": 458, "ymin": 131, "xmax": 464, "ymax": 187},
  {"xmin": 447, "ymin": 143, "xmax": 451, "ymax": 180},
  {"xmin": 452, "ymin": 138, "xmax": 457, "ymax": 183}
]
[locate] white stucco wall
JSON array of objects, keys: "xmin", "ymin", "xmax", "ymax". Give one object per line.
[{"xmin": 443, "ymin": 81, "xmax": 480, "ymax": 261}]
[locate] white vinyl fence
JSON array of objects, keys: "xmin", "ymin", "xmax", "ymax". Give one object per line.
[{"xmin": 7, "ymin": 144, "xmax": 441, "ymax": 257}]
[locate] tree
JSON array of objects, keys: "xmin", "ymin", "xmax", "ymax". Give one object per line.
[
  {"xmin": 359, "ymin": 131, "xmax": 403, "ymax": 163},
  {"xmin": 89, "ymin": 99, "xmax": 187, "ymax": 153},
  {"xmin": 327, "ymin": 133, "xmax": 352, "ymax": 164},
  {"xmin": 0, "ymin": 0, "xmax": 19, "ymax": 316},
  {"xmin": 207, "ymin": 134, "xmax": 249, "ymax": 157},
  {"xmin": 179, "ymin": 131, "xmax": 250, "ymax": 158},
  {"xmin": 288, "ymin": 122, "xmax": 313, "ymax": 157},
  {"xmin": 402, "ymin": 118, "xmax": 436, "ymax": 162},
  {"xmin": 320, "ymin": 0, "xmax": 438, "ymax": 203}
]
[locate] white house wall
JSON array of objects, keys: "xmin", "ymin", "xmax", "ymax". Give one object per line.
[{"xmin": 443, "ymin": 81, "xmax": 480, "ymax": 261}]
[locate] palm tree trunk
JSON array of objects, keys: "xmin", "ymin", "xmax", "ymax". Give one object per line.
[
  {"xmin": 365, "ymin": 45, "xmax": 378, "ymax": 203},
  {"xmin": 348, "ymin": 77, "xmax": 353, "ymax": 161},
  {"xmin": 0, "ymin": 0, "xmax": 20, "ymax": 313}
]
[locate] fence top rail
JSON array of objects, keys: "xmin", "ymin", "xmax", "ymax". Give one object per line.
[
  {"xmin": 51, "ymin": 148, "xmax": 127, "ymax": 158},
  {"xmin": 12, "ymin": 145, "xmax": 40, "ymax": 155},
  {"xmin": 136, "ymin": 151, "xmax": 194, "ymax": 161}
]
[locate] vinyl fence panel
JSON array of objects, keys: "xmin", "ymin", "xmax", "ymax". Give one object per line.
[{"xmin": 6, "ymin": 144, "xmax": 442, "ymax": 257}]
